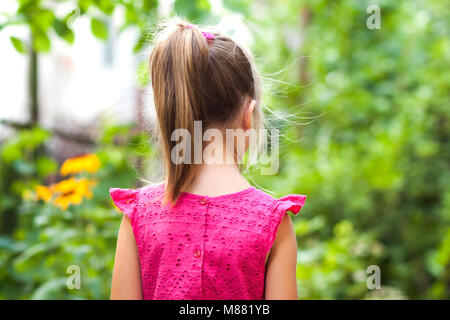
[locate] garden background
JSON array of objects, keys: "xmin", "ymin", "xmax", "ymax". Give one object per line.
[{"xmin": 0, "ymin": 0, "xmax": 449, "ymax": 299}]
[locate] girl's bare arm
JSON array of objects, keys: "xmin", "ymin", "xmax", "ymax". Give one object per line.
[
  {"xmin": 264, "ymin": 213, "xmax": 298, "ymax": 300},
  {"xmin": 111, "ymin": 215, "xmax": 143, "ymax": 300}
]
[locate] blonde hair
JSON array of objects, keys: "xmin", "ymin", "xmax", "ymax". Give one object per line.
[{"xmin": 149, "ymin": 17, "xmax": 263, "ymax": 204}]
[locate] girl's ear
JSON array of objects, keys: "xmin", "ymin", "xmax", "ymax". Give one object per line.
[{"xmin": 243, "ymin": 99, "xmax": 256, "ymax": 130}]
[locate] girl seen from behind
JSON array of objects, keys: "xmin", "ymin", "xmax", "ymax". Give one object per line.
[{"xmin": 110, "ymin": 18, "xmax": 306, "ymax": 300}]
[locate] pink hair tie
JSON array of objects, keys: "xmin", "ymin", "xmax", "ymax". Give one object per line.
[
  {"xmin": 202, "ymin": 31, "xmax": 215, "ymax": 43},
  {"xmin": 185, "ymin": 25, "xmax": 214, "ymax": 43}
]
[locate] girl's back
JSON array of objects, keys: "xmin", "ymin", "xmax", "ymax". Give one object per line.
[{"xmin": 111, "ymin": 183, "xmax": 305, "ymax": 299}]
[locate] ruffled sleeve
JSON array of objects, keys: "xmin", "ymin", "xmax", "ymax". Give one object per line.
[
  {"xmin": 268, "ymin": 194, "xmax": 307, "ymax": 250},
  {"xmin": 274, "ymin": 195, "xmax": 306, "ymax": 216},
  {"xmin": 109, "ymin": 187, "xmax": 138, "ymax": 221}
]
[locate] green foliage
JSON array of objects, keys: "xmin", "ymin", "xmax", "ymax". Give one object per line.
[
  {"xmin": 9, "ymin": 36, "xmax": 27, "ymax": 53},
  {"xmin": 174, "ymin": 0, "xmax": 211, "ymax": 22},
  {"xmin": 0, "ymin": 125, "xmax": 150, "ymax": 299},
  {"xmin": 52, "ymin": 19, "xmax": 75, "ymax": 44},
  {"xmin": 90, "ymin": 18, "xmax": 108, "ymax": 40},
  {"xmin": 2, "ymin": 0, "xmax": 160, "ymax": 53},
  {"xmin": 250, "ymin": 0, "xmax": 450, "ymax": 299}
]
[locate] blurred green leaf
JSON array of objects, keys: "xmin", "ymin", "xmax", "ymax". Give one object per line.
[
  {"xmin": 52, "ymin": 19, "xmax": 75, "ymax": 44},
  {"xmin": 90, "ymin": 18, "xmax": 108, "ymax": 40},
  {"xmin": 1, "ymin": 142, "xmax": 23, "ymax": 163},
  {"xmin": 96, "ymin": 0, "xmax": 115, "ymax": 15},
  {"xmin": 174, "ymin": 0, "xmax": 211, "ymax": 21},
  {"xmin": 35, "ymin": 157, "xmax": 58, "ymax": 177},
  {"xmin": 10, "ymin": 36, "xmax": 27, "ymax": 53},
  {"xmin": 31, "ymin": 9, "xmax": 55, "ymax": 32},
  {"xmin": 31, "ymin": 30, "xmax": 51, "ymax": 52}
]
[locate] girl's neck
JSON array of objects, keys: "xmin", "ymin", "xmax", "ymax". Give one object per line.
[
  {"xmin": 182, "ymin": 163, "xmax": 251, "ymax": 197},
  {"xmin": 182, "ymin": 138, "xmax": 251, "ymax": 196}
]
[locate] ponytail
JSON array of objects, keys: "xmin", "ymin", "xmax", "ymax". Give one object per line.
[{"xmin": 149, "ymin": 18, "xmax": 261, "ymax": 204}]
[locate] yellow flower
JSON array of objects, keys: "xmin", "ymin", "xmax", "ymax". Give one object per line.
[
  {"xmin": 36, "ymin": 185, "xmax": 52, "ymax": 202},
  {"xmin": 50, "ymin": 178, "xmax": 79, "ymax": 210},
  {"xmin": 30, "ymin": 153, "xmax": 99, "ymax": 210},
  {"xmin": 60, "ymin": 154, "xmax": 101, "ymax": 176},
  {"xmin": 34, "ymin": 177, "xmax": 97, "ymax": 210},
  {"xmin": 53, "ymin": 189, "xmax": 83, "ymax": 210},
  {"xmin": 77, "ymin": 178, "xmax": 97, "ymax": 199}
]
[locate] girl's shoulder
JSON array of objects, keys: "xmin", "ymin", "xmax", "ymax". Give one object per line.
[
  {"xmin": 248, "ymin": 188, "xmax": 306, "ymax": 249},
  {"xmin": 109, "ymin": 182, "xmax": 165, "ymax": 221},
  {"xmin": 251, "ymin": 188, "xmax": 307, "ymax": 223},
  {"xmin": 249, "ymin": 188, "xmax": 307, "ymax": 216}
]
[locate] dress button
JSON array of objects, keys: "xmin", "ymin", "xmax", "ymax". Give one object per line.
[
  {"xmin": 193, "ymin": 249, "xmax": 201, "ymax": 258},
  {"xmin": 199, "ymin": 198, "xmax": 207, "ymax": 205}
]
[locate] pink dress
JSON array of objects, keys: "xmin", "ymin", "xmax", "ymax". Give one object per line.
[{"xmin": 110, "ymin": 183, "xmax": 306, "ymax": 300}]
